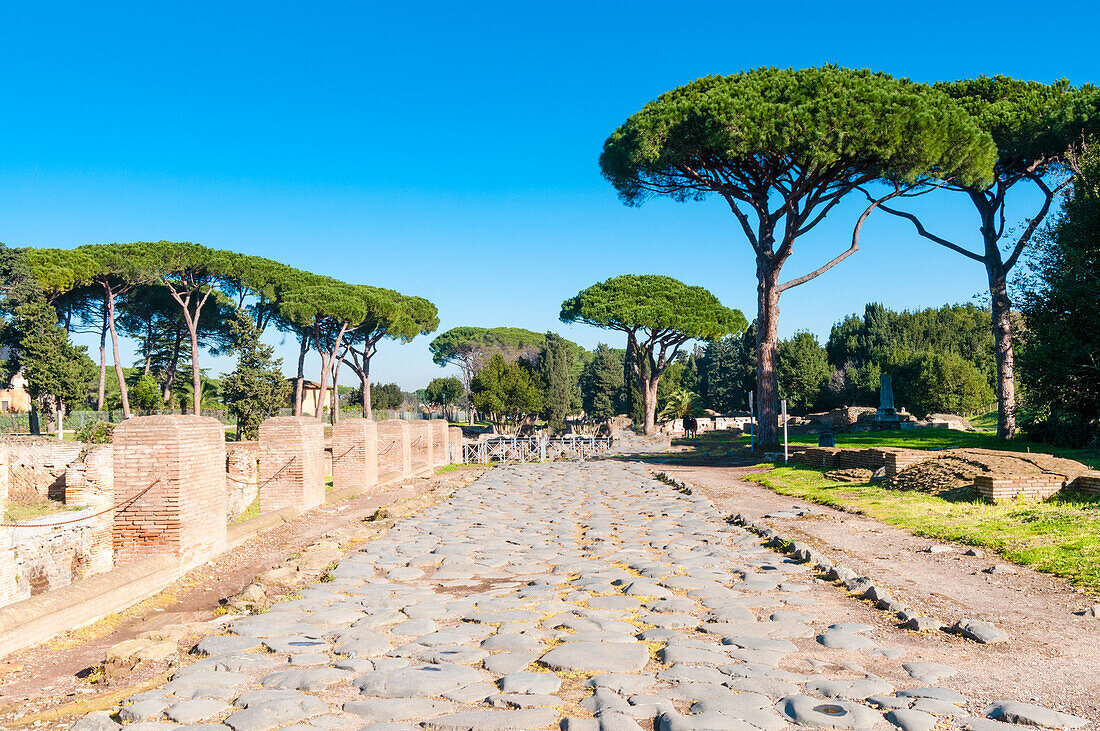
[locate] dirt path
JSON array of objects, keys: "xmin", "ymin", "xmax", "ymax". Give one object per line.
[
  {"xmin": 0, "ymin": 467, "xmax": 487, "ymax": 728},
  {"xmin": 657, "ymin": 462, "xmax": 1100, "ymax": 720}
]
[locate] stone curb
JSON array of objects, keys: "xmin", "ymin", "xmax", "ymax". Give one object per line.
[{"xmin": 653, "ymin": 472, "xmax": 1008, "ymax": 646}]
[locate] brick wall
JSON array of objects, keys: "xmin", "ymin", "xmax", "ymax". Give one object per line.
[
  {"xmin": 408, "ymin": 421, "xmax": 434, "ymax": 470},
  {"xmin": 376, "ymin": 420, "xmax": 411, "ymax": 477},
  {"xmin": 257, "ymin": 417, "xmax": 325, "ymax": 513},
  {"xmin": 449, "ymin": 427, "xmax": 465, "ymax": 464},
  {"xmin": 225, "ymin": 441, "xmax": 259, "ymax": 521},
  {"xmin": 1072, "ymin": 470, "xmax": 1100, "ymax": 495},
  {"xmin": 430, "ymin": 421, "xmax": 448, "ymax": 466},
  {"xmin": 974, "ymin": 473, "xmax": 1066, "ymax": 502},
  {"xmin": 883, "ymin": 448, "xmax": 938, "ymax": 477},
  {"xmin": 112, "ymin": 415, "xmax": 227, "ymax": 568},
  {"xmin": 63, "ymin": 445, "xmax": 114, "ymax": 575},
  {"xmin": 332, "ymin": 418, "xmax": 378, "ymax": 492},
  {"xmin": 790, "ymin": 446, "xmax": 840, "ymax": 468}
]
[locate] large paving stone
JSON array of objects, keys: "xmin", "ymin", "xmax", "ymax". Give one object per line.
[
  {"xmin": 355, "ymin": 663, "xmax": 485, "ymax": 697},
  {"xmin": 540, "ymin": 641, "xmax": 649, "ymax": 673}
]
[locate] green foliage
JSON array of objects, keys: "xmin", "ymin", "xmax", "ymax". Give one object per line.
[
  {"xmin": 469, "ymin": 354, "xmax": 545, "ymax": 431},
  {"xmin": 6, "ymin": 289, "xmax": 96, "ymax": 413},
  {"xmin": 537, "ymin": 332, "xmax": 580, "ymax": 430},
  {"xmin": 369, "ymin": 383, "xmax": 404, "ymax": 411},
  {"xmin": 579, "ymin": 343, "xmax": 624, "ymax": 422},
  {"xmin": 1018, "ymin": 143, "xmax": 1100, "ymax": 447},
  {"xmin": 221, "ymin": 312, "xmax": 291, "ymax": 439},
  {"xmin": 130, "ymin": 373, "xmax": 162, "ymax": 411},
  {"xmin": 425, "ymin": 376, "xmax": 464, "ymax": 410},
  {"xmin": 560, "ymin": 275, "xmax": 745, "ymax": 341},
  {"xmin": 600, "ymin": 67, "xmax": 997, "ymax": 205},
  {"xmin": 777, "ymin": 331, "xmax": 830, "ymax": 412},
  {"xmin": 879, "ymin": 348, "xmax": 994, "ymax": 417},
  {"xmin": 76, "ymin": 420, "xmax": 115, "ymax": 444},
  {"xmin": 698, "ymin": 325, "xmax": 756, "ymax": 413}
]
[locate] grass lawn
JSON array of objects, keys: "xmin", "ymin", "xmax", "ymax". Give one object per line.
[{"xmin": 747, "ymin": 465, "xmax": 1100, "ymax": 596}]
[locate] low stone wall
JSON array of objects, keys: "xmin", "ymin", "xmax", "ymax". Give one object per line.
[
  {"xmin": 975, "ymin": 474, "xmax": 1067, "ymax": 502},
  {"xmin": 791, "ymin": 446, "xmax": 933, "ymax": 478}
]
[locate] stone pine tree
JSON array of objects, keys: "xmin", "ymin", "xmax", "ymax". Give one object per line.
[
  {"xmin": 599, "ymin": 66, "xmax": 997, "ymax": 446},
  {"xmin": 538, "ymin": 332, "xmax": 580, "ymax": 432},
  {"xmin": 222, "ymin": 311, "xmax": 291, "ymax": 440},
  {"xmin": 560, "ymin": 275, "xmax": 745, "ymax": 435},
  {"xmin": 868, "ymin": 77, "xmax": 1100, "ymax": 439},
  {"xmin": 469, "ymin": 354, "xmax": 545, "ymax": 434},
  {"xmin": 580, "ymin": 343, "xmax": 625, "ymax": 426}
]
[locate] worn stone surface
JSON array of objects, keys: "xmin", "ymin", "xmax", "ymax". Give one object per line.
[{"xmin": 70, "ymin": 462, "xmax": 1072, "ymax": 731}]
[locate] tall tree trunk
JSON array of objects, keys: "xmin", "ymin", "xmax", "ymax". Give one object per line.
[
  {"xmin": 755, "ymin": 263, "xmax": 782, "ymax": 448},
  {"xmin": 164, "ymin": 329, "xmax": 182, "ymax": 403},
  {"xmin": 294, "ymin": 335, "xmax": 308, "ymax": 416},
  {"xmin": 364, "ymin": 362, "xmax": 373, "ymax": 421},
  {"xmin": 988, "ymin": 267, "xmax": 1016, "ymax": 439},
  {"xmin": 314, "ymin": 324, "xmax": 348, "ymax": 422},
  {"xmin": 143, "ymin": 320, "xmax": 154, "ymax": 376},
  {"xmin": 105, "ymin": 290, "xmax": 131, "ymax": 419},
  {"xmin": 331, "ymin": 355, "xmax": 343, "ymax": 424},
  {"xmin": 96, "ymin": 309, "xmax": 107, "ymax": 411},
  {"xmin": 188, "ymin": 320, "xmax": 201, "ymax": 415},
  {"xmin": 642, "ymin": 377, "xmax": 658, "ymax": 435}
]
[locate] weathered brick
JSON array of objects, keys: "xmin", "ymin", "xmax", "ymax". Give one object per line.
[
  {"xmin": 376, "ymin": 420, "xmax": 411, "ymax": 477},
  {"xmin": 332, "ymin": 418, "xmax": 378, "ymax": 492},
  {"xmin": 258, "ymin": 417, "xmax": 325, "ymax": 513}
]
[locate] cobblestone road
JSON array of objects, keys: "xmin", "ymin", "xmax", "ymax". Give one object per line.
[{"xmin": 74, "ymin": 463, "xmax": 1089, "ymax": 731}]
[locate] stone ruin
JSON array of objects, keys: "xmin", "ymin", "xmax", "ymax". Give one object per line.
[{"xmin": 0, "ymin": 416, "xmax": 460, "ymax": 645}]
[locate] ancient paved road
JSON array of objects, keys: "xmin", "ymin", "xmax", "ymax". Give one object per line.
[{"xmin": 73, "ymin": 463, "xmax": 1088, "ymax": 731}]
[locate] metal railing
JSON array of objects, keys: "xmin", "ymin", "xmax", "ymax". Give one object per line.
[{"xmin": 463, "ymin": 435, "xmax": 613, "ymax": 464}]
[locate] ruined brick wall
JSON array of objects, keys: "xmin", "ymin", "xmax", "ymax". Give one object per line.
[
  {"xmin": 63, "ymin": 445, "xmax": 114, "ymax": 575},
  {"xmin": 448, "ymin": 427, "xmax": 465, "ymax": 464},
  {"xmin": 376, "ymin": 420, "xmax": 411, "ymax": 477},
  {"xmin": 258, "ymin": 417, "xmax": 325, "ymax": 513},
  {"xmin": 225, "ymin": 441, "xmax": 259, "ymax": 521},
  {"xmin": 790, "ymin": 446, "xmax": 840, "ymax": 468},
  {"xmin": 332, "ymin": 419, "xmax": 378, "ymax": 492},
  {"xmin": 430, "ymin": 421, "xmax": 448, "ymax": 466},
  {"xmin": 408, "ymin": 421, "xmax": 434, "ymax": 470},
  {"xmin": 1073, "ymin": 471, "xmax": 1100, "ymax": 495},
  {"xmin": 0, "ymin": 451, "xmax": 17, "ymax": 606},
  {"xmin": 974, "ymin": 474, "xmax": 1066, "ymax": 502},
  {"xmin": 2, "ymin": 436, "xmax": 84, "ymax": 502},
  {"xmin": 112, "ymin": 415, "xmax": 227, "ymax": 568}
]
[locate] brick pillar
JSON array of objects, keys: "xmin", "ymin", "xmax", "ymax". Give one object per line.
[
  {"xmin": 449, "ymin": 427, "xmax": 465, "ymax": 464},
  {"xmin": 376, "ymin": 420, "xmax": 411, "ymax": 478},
  {"xmin": 332, "ymin": 418, "xmax": 378, "ymax": 492},
  {"xmin": 258, "ymin": 417, "xmax": 325, "ymax": 513},
  {"xmin": 430, "ymin": 420, "xmax": 448, "ymax": 466},
  {"xmin": 409, "ymin": 421, "xmax": 433, "ymax": 469},
  {"xmin": 0, "ymin": 449, "xmax": 18, "ymax": 606},
  {"xmin": 113, "ymin": 415, "xmax": 227, "ymax": 568},
  {"xmin": 63, "ymin": 445, "xmax": 114, "ymax": 575}
]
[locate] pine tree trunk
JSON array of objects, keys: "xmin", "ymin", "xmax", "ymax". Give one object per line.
[
  {"xmin": 96, "ymin": 312, "xmax": 107, "ymax": 411},
  {"xmin": 988, "ymin": 269, "xmax": 1016, "ymax": 439},
  {"xmin": 294, "ymin": 335, "xmax": 308, "ymax": 417},
  {"xmin": 105, "ymin": 291, "xmax": 131, "ymax": 419},
  {"xmin": 755, "ymin": 264, "xmax": 782, "ymax": 448},
  {"xmin": 642, "ymin": 378, "xmax": 659, "ymax": 435}
]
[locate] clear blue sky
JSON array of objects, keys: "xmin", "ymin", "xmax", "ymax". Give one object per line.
[{"xmin": 3, "ymin": 1, "xmax": 1098, "ymax": 390}]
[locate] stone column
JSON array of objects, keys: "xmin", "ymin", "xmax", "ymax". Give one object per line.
[
  {"xmin": 257, "ymin": 417, "xmax": 325, "ymax": 513},
  {"xmin": 448, "ymin": 427, "xmax": 465, "ymax": 464},
  {"xmin": 332, "ymin": 418, "xmax": 378, "ymax": 493},
  {"xmin": 409, "ymin": 421, "xmax": 434, "ymax": 470},
  {"xmin": 112, "ymin": 415, "xmax": 227, "ymax": 568},
  {"xmin": 63, "ymin": 445, "xmax": 114, "ymax": 575},
  {"xmin": 376, "ymin": 420, "xmax": 411, "ymax": 479}
]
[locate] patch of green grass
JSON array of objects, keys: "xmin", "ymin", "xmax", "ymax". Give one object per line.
[
  {"xmin": 230, "ymin": 496, "xmax": 260, "ymax": 525},
  {"xmin": 747, "ymin": 465, "xmax": 1100, "ymax": 596},
  {"xmin": 969, "ymin": 411, "xmax": 998, "ymax": 432},
  {"xmin": 5, "ymin": 499, "xmax": 82, "ymax": 523},
  {"xmin": 739, "ymin": 429, "xmax": 1100, "ymax": 469}
]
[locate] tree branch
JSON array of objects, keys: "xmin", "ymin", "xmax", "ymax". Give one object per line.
[{"xmin": 865, "ymin": 189, "xmax": 986, "ymax": 264}]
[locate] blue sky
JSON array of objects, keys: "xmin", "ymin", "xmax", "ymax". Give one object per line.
[{"xmin": 3, "ymin": 2, "xmax": 1098, "ymax": 390}]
